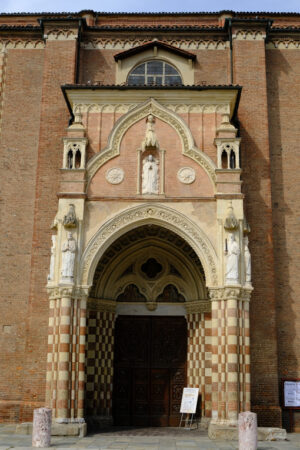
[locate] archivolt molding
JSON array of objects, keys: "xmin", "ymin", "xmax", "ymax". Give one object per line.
[
  {"xmin": 86, "ymin": 98, "xmax": 216, "ymax": 186},
  {"xmin": 80, "ymin": 203, "xmax": 218, "ymax": 287},
  {"xmin": 81, "ymin": 38, "xmax": 227, "ymax": 50},
  {"xmin": 0, "ymin": 40, "xmax": 45, "ymax": 50},
  {"xmin": 266, "ymin": 39, "xmax": 300, "ymax": 49},
  {"xmin": 232, "ymin": 30, "xmax": 265, "ymax": 41}
]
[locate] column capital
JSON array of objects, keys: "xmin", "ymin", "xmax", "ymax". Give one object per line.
[{"xmin": 208, "ymin": 286, "xmax": 253, "ymax": 302}]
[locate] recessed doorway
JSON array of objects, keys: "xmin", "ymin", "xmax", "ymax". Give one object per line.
[{"xmin": 113, "ymin": 315, "xmax": 187, "ymax": 427}]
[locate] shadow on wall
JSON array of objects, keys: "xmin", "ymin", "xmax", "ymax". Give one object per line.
[{"xmin": 266, "ymin": 49, "xmax": 296, "ymax": 432}]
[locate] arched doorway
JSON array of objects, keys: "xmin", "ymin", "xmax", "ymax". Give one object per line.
[{"xmin": 84, "ymin": 225, "xmax": 210, "ymax": 428}]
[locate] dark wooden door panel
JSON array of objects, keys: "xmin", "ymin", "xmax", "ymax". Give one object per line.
[
  {"xmin": 150, "ymin": 368, "xmax": 169, "ymax": 426},
  {"xmin": 152, "ymin": 317, "xmax": 187, "ymax": 368},
  {"xmin": 113, "ymin": 316, "xmax": 187, "ymax": 427}
]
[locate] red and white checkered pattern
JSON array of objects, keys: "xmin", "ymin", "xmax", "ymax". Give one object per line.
[
  {"xmin": 187, "ymin": 312, "xmax": 212, "ymax": 418},
  {"xmin": 85, "ymin": 310, "xmax": 115, "ymax": 417}
]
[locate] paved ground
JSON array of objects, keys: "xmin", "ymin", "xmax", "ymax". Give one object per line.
[{"xmin": 0, "ymin": 426, "xmax": 300, "ymax": 449}]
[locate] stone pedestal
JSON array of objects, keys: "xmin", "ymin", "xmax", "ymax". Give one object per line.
[
  {"xmin": 32, "ymin": 408, "xmax": 52, "ymax": 448},
  {"xmin": 239, "ymin": 411, "xmax": 257, "ymax": 450}
]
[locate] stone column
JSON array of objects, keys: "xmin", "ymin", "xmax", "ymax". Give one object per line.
[
  {"xmin": 32, "ymin": 407, "xmax": 52, "ymax": 448},
  {"xmin": 209, "ymin": 287, "xmax": 252, "ymax": 425},
  {"xmin": 239, "ymin": 411, "xmax": 257, "ymax": 450},
  {"xmin": 46, "ymin": 286, "xmax": 88, "ymax": 422}
]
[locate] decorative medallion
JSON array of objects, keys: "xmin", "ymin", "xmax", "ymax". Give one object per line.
[
  {"xmin": 177, "ymin": 167, "xmax": 196, "ymax": 184},
  {"xmin": 106, "ymin": 167, "xmax": 124, "ymax": 184}
]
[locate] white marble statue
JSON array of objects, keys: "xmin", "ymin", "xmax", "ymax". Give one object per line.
[
  {"xmin": 225, "ymin": 233, "xmax": 240, "ymax": 285},
  {"xmin": 141, "ymin": 114, "xmax": 160, "ymax": 151},
  {"xmin": 142, "ymin": 154, "xmax": 159, "ymax": 194},
  {"xmin": 47, "ymin": 235, "xmax": 56, "ymax": 282},
  {"xmin": 244, "ymin": 236, "xmax": 251, "ymax": 285},
  {"xmin": 61, "ymin": 232, "xmax": 76, "ymax": 282}
]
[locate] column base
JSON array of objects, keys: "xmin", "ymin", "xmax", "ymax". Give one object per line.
[
  {"xmin": 52, "ymin": 419, "xmax": 87, "ymax": 437},
  {"xmin": 208, "ymin": 422, "xmax": 287, "ymax": 441},
  {"xmin": 85, "ymin": 415, "xmax": 113, "ymax": 431},
  {"xmin": 15, "ymin": 419, "xmax": 87, "ymax": 437}
]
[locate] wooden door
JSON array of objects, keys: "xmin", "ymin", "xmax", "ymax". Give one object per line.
[{"xmin": 113, "ymin": 316, "xmax": 187, "ymax": 426}]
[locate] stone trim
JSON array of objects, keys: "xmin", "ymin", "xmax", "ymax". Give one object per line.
[
  {"xmin": 0, "ymin": 40, "xmax": 45, "ymax": 49},
  {"xmin": 232, "ymin": 30, "xmax": 266, "ymax": 41},
  {"xmin": 82, "ymin": 39, "xmax": 228, "ymax": 50},
  {"xmin": 266, "ymin": 39, "xmax": 300, "ymax": 49},
  {"xmin": 44, "ymin": 29, "xmax": 78, "ymax": 41}
]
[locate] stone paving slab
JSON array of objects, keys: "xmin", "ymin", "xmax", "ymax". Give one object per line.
[{"xmin": 1, "ymin": 429, "xmax": 300, "ymax": 449}]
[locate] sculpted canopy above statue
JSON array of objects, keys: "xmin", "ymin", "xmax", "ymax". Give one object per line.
[{"xmin": 141, "ymin": 114, "xmax": 160, "ymax": 151}]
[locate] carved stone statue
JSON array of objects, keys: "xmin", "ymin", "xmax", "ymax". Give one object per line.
[
  {"xmin": 224, "ymin": 201, "xmax": 238, "ymax": 231},
  {"xmin": 225, "ymin": 233, "xmax": 240, "ymax": 285},
  {"xmin": 47, "ymin": 235, "xmax": 56, "ymax": 282},
  {"xmin": 141, "ymin": 114, "xmax": 160, "ymax": 151},
  {"xmin": 244, "ymin": 236, "xmax": 251, "ymax": 285},
  {"xmin": 63, "ymin": 204, "xmax": 77, "ymax": 228},
  {"xmin": 142, "ymin": 155, "xmax": 159, "ymax": 194},
  {"xmin": 60, "ymin": 232, "xmax": 76, "ymax": 282}
]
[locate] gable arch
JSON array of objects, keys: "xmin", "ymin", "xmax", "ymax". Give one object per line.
[
  {"xmin": 79, "ymin": 203, "xmax": 218, "ymax": 288},
  {"xmin": 86, "ymin": 97, "xmax": 216, "ymax": 188}
]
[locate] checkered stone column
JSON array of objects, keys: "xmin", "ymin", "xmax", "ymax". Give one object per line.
[
  {"xmin": 209, "ymin": 287, "xmax": 252, "ymax": 425},
  {"xmin": 85, "ymin": 302, "xmax": 115, "ymax": 424},
  {"xmin": 186, "ymin": 302, "xmax": 212, "ymax": 418},
  {"xmin": 46, "ymin": 286, "xmax": 88, "ymax": 421}
]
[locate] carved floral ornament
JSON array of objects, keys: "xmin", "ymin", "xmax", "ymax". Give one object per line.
[
  {"xmin": 208, "ymin": 286, "xmax": 252, "ymax": 302},
  {"xmin": 80, "ymin": 203, "xmax": 218, "ymax": 287},
  {"xmin": 47, "ymin": 286, "xmax": 90, "ymax": 300},
  {"xmin": 86, "ymin": 98, "xmax": 216, "ymax": 187},
  {"xmin": 106, "ymin": 167, "xmax": 124, "ymax": 184},
  {"xmin": 177, "ymin": 167, "xmax": 196, "ymax": 184}
]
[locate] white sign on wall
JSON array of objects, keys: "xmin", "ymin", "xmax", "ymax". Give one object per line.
[
  {"xmin": 180, "ymin": 388, "xmax": 199, "ymax": 414},
  {"xmin": 284, "ymin": 381, "xmax": 300, "ymax": 408}
]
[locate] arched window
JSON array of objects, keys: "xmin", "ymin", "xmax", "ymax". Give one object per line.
[{"xmin": 127, "ymin": 60, "xmax": 182, "ymax": 86}]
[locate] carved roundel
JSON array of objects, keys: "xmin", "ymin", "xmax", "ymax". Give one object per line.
[
  {"xmin": 106, "ymin": 167, "xmax": 124, "ymax": 184},
  {"xmin": 177, "ymin": 167, "xmax": 196, "ymax": 184}
]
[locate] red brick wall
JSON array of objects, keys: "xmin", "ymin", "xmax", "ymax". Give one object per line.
[
  {"xmin": 233, "ymin": 38, "xmax": 281, "ymax": 426},
  {"xmin": 19, "ymin": 39, "xmax": 77, "ymax": 422},
  {"xmin": 80, "ymin": 48, "xmax": 229, "ymax": 87},
  {"xmin": 0, "ymin": 48, "xmax": 44, "ymax": 422},
  {"xmin": 88, "ymin": 117, "xmax": 214, "ymax": 198},
  {"xmin": 266, "ymin": 48, "xmax": 300, "ymax": 430}
]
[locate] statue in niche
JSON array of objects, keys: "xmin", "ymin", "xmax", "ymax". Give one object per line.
[
  {"xmin": 47, "ymin": 235, "xmax": 56, "ymax": 282},
  {"xmin": 63, "ymin": 204, "xmax": 77, "ymax": 228},
  {"xmin": 142, "ymin": 154, "xmax": 159, "ymax": 194},
  {"xmin": 244, "ymin": 236, "xmax": 252, "ymax": 285},
  {"xmin": 225, "ymin": 233, "xmax": 240, "ymax": 285},
  {"xmin": 141, "ymin": 114, "xmax": 160, "ymax": 151},
  {"xmin": 224, "ymin": 201, "xmax": 238, "ymax": 231},
  {"xmin": 61, "ymin": 232, "xmax": 76, "ymax": 282}
]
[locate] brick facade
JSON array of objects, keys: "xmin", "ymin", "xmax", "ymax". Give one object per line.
[{"xmin": 0, "ymin": 10, "xmax": 299, "ymax": 430}]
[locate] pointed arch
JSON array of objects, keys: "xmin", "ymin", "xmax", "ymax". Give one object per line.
[
  {"xmin": 86, "ymin": 97, "xmax": 216, "ymax": 188},
  {"xmin": 79, "ymin": 203, "xmax": 218, "ymax": 288}
]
